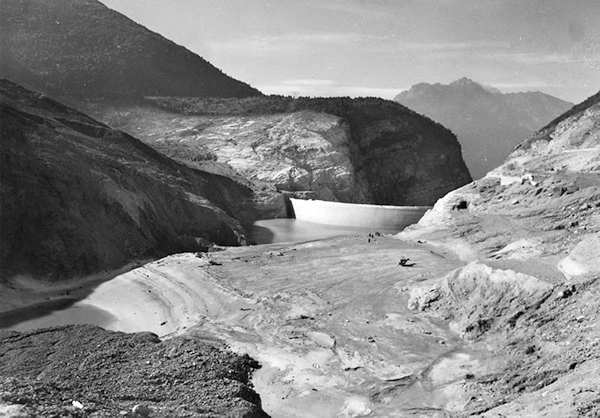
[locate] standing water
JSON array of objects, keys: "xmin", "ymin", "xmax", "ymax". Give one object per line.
[
  {"xmin": 249, "ymin": 218, "xmax": 400, "ymax": 244},
  {"xmin": 5, "ymin": 219, "xmax": 405, "ymax": 332}
]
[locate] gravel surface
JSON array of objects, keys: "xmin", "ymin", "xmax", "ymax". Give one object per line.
[{"xmin": 0, "ymin": 325, "xmax": 268, "ymax": 417}]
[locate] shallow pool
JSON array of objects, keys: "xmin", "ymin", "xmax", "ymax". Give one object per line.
[
  {"xmin": 249, "ymin": 218, "xmax": 399, "ymax": 244},
  {"xmin": 4, "ymin": 220, "xmax": 402, "ymax": 332},
  {"xmin": 7, "ymin": 302, "xmax": 116, "ymax": 332}
]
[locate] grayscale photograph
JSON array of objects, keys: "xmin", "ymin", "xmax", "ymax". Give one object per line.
[{"xmin": 0, "ymin": 0, "xmax": 599, "ymax": 416}]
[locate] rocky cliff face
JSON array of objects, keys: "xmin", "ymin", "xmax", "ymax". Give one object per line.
[
  {"xmin": 0, "ymin": 0, "xmax": 260, "ymax": 100},
  {"xmin": 395, "ymin": 78, "xmax": 573, "ymax": 179},
  {"xmin": 0, "ymin": 80, "xmax": 256, "ymax": 281},
  {"xmin": 89, "ymin": 96, "xmax": 472, "ymax": 213}
]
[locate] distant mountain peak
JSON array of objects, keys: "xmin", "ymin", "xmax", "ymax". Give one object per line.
[
  {"xmin": 395, "ymin": 78, "xmax": 573, "ymax": 179},
  {"xmin": 449, "ymin": 77, "xmax": 480, "ymax": 87}
]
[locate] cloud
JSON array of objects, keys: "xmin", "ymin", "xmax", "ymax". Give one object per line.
[
  {"xmin": 256, "ymin": 80, "xmax": 405, "ymax": 99},
  {"xmin": 484, "ymin": 52, "xmax": 582, "ymax": 65},
  {"xmin": 207, "ymin": 32, "xmax": 511, "ymax": 55},
  {"xmin": 309, "ymin": 0, "xmax": 393, "ymax": 17},
  {"xmin": 208, "ymin": 32, "xmax": 367, "ymax": 51},
  {"xmin": 281, "ymin": 79, "xmax": 336, "ymax": 86},
  {"xmin": 490, "ymin": 81, "xmax": 558, "ymax": 91}
]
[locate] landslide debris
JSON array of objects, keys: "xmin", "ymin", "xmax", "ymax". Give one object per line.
[
  {"xmin": 0, "ymin": 325, "xmax": 268, "ymax": 417},
  {"xmin": 90, "ymin": 95, "xmax": 472, "ymax": 216}
]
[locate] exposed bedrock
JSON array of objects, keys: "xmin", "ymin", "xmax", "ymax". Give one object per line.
[{"xmin": 89, "ymin": 96, "xmax": 472, "ymax": 216}]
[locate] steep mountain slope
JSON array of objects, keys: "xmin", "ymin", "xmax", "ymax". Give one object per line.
[
  {"xmin": 0, "ymin": 0, "xmax": 260, "ymax": 100},
  {"xmin": 89, "ymin": 95, "xmax": 473, "ymax": 210},
  {"xmin": 395, "ymin": 78, "xmax": 572, "ymax": 178},
  {"xmin": 0, "ymin": 80, "xmax": 256, "ymax": 282}
]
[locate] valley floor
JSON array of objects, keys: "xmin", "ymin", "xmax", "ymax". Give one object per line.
[
  {"xmin": 3, "ymin": 215, "xmax": 599, "ymax": 416},
  {"xmin": 4, "ymin": 235, "xmax": 481, "ymax": 417}
]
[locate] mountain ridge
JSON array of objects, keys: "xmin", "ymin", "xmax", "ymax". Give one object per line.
[
  {"xmin": 0, "ymin": 79, "xmax": 257, "ymax": 282},
  {"xmin": 395, "ymin": 78, "xmax": 573, "ymax": 178},
  {"xmin": 0, "ymin": 0, "xmax": 261, "ymax": 100}
]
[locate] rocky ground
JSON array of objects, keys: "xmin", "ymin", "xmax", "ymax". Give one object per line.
[
  {"xmin": 399, "ymin": 90, "xmax": 600, "ymax": 416},
  {"xmin": 4, "ymin": 236, "xmax": 487, "ymax": 417},
  {"xmin": 0, "ymin": 325, "xmax": 267, "ymax": 417}
]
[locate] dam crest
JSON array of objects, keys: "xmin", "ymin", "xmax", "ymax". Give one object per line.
[{"xmin": 289, "ymin": 198, "xmax": 431, "ymax": 230}]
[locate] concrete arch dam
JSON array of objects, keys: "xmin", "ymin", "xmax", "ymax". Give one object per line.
[{"xmin": 289, "ymin": 198, "xmax": 431, "ymax": 230}]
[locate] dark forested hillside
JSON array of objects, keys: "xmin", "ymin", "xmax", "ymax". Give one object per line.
[
  {"xmin": 0, "ymin": 80, "xmax": 256, "ymax": 281},
  {"xmin": 0, "ymin": 0, "xmax": 261, "ymax": 100}
]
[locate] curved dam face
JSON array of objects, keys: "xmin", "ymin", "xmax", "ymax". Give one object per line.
[{"xmin": 289, "ymin": 198, "xmax": 431, "ymax": 229}]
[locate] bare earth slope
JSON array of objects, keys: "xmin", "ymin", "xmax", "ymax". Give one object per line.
[
  {"xmin": 399, "ymin": 89, "xmax": 600, "ymax": 416},
  {"xmin": 89, "ymin": 96, "xmax": 472, "ymax": 213},
  {"xmin": 0, "ymin": 0, "xmax": 260, "ymax": 100},
  {"xmin": 0, "ymin": 80, "xmax": 257, "ymax": 282},
  {"xmin": 395, "ymin": 78, "xmax": 573, "ymax": 179}
]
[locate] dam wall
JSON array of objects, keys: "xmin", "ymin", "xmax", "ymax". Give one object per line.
[{"xmin": 290, "ymin": 198, "xmax": 430, "ymax": 230}]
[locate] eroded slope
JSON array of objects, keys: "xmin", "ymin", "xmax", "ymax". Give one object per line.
[
  {"xmin": 89, "ymin": 96, "xmax": 472, "ymax": 212},
  {"xmin": 399, "ymin": 90, "xmax": 600, "ymax": 416}
]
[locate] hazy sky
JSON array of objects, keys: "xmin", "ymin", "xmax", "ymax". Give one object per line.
[{"xmin": 103, "ymin": 0, "xmax": 600, "ymax": 102}]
